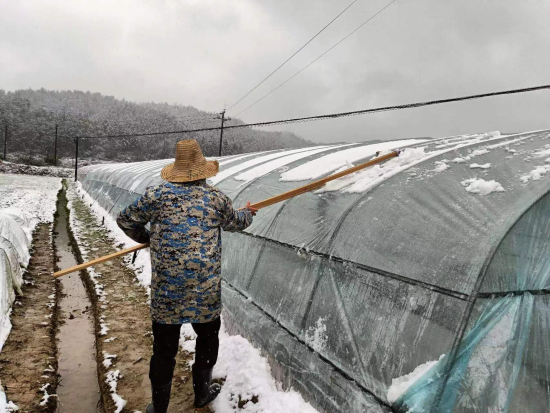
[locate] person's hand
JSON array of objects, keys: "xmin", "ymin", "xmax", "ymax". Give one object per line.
[{"xmin": 245, "ymin": 201, "xmax": 258, "ymax": 216}]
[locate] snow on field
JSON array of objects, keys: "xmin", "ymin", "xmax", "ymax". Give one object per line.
[
  {"xmin": 181, "ymin": 322, "xmax": 318, "ymax": 413},
  {"xmin": 74, "ymin": 183, "xmax": 319, "ymax": 413},
  {"xmin": 0, "ymin": 174, "xmax": 61, "ymax": 233}
]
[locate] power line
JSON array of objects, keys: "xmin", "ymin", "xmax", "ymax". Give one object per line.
[
  {"xmin": 59, "ymin": 83, "xmax": 550, "ymax": 140},
  {"xmin": 233, "ymin": 0, "xmax": 399, "ymax": 118},
  {"xmin": 227, "ymin": 0, "xmax": 359, "ymax": 111}
]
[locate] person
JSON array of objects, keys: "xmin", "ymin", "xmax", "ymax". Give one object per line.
[{"xmin": 116, "ymin": 139, "xmax": 257, "ymax": 412}]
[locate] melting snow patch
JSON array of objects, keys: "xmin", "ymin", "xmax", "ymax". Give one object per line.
[
  {"xmin": 280, "ymin": 139, "xmax": 428, "ymax": 182},
  {"xmin": 103, "ymin": 352, "xmax": 117, "ymax": 368},
  {"xmin": 72, "ymin": 182, "xmax": 152, "ymax": 289},
  {"xmin": 179, "ymin": 324, "xmax": 198, "ymax": 355},
  {"xmin": 520, "ymin": 165, "xmax": 550, "ymax": 183},
  {"xmin": 106, "ymin": 370, "xmax": 127, "ymax": 413},
  {"xmin": 461, "ymin": 178, "xmax": 505, "ymax": 195},
  {"xmin": 532, "ymin": 146, "xmax": 550, "ymax": 159},
  {"xmin": 317, "ymin": 147, "xmax": 432, "ymax": 194},
  {"xmin": 469, "ymin": 163, "xmax": 491, "ymax": 169},
  {"xmin": 38, "ymin": 383, "xmax": 56, "ymax": 407},
  {"xmin": 99, "ymin": 323, "xmax": 110, "ymax": 336},
  {"xmin": 179, "ymin": 318, "xmax": 318, "ymax": 413},
  {"xmin": 451, "ymin": 157, "xmax": 466, "ymax": 163},
  {"xmin": 387, "ymin": 355, "xmax": 444, "ymax": 404},
  {"xmin": 233, "ymin": 146, "xmax": 336, "ymax": 183},
  {"xmin": 469, "ymin": 148, "xmax": 489, "ymax": 157},
  {"xmin": 432, "ymin": 161, "xmax": 449, "ymax": 172},
  {"xmin": 305, "ymin": 317, "xmax": 328, "ymax": 353}
]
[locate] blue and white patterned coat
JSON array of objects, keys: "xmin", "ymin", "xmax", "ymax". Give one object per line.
[{"xmin": 116, "ymin": 181, "xmax": 253, "ymax": 324}]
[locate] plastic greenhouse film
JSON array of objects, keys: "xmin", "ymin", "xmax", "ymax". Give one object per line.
[
  {"xmin": 0, "ymin": 212, "xmax": 30, "ymax": 267},
  {"xmin": 76, "ymin": 130, "xmax": 550, "ymax": 413}
]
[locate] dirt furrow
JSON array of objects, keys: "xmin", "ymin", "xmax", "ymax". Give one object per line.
[
  {"xmin": 0, "ymin": 223, "xmax": 59, "ymax": 412},
  {"xmin": 66, "ymin": 184, "xmax": 203, "ymax": 412}
]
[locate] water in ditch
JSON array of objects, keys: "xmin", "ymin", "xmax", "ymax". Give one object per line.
[{"xmin": 54, "ymin": 188, "xmax": 101, "ymax": 412}]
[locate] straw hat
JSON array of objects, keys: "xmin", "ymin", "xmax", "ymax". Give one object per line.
[{"xmin": 161, "ymin": 140, "xmax": 219, "ymax": 182}]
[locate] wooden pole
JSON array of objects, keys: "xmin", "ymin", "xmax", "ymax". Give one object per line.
[
  {"xmin": 218, "ymin": 110, "xmax": 225, "ymax": 157},
  {"xmin": 74, "ymin": 137, "xmax": 79, "ymax": 181},
  {"xmin": 54, "ymin": 124, "xmax": 58, "ymax": 166},
  {"xmin": 53, "ymin": 150, "xmax": 399, "ymax": 278},
  {"xmin": 250, "ymin": 150, "xmax": 398, "ymax": 210},
  {"xmin": 54, "ymin": 244, "xmax": 144, "ymax": 278},
  {"xmin": 3, "ymin": 125, "xmax": 7, "ymax": 161}
]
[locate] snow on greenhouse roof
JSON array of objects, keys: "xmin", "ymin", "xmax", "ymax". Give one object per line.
[
  {"xmin": 210, "ymin": 146, "xmax": 327, "ymax": 185},
  {"xmin": 79, "ymin": 129, "xmax": 550, "ymax": 297},
  {"xmin": 279, "ymin": 139, "xmax": 428, "ymax": 182},
  {"xmin": 77, "ymin": 129, "xmax": 550, "ymax": 412}
]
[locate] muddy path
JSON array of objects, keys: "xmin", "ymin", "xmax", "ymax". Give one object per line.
[
  {"xmin": 0, "ymin": 223, "xmax": 59, "ymax": 412},
  {"xmin": 66, "ymin": 184, "xmax": 205, "ymax": 412},
  {"xmin": 55, "ymin": 188, "xmax": 101, "ymax": 412}
]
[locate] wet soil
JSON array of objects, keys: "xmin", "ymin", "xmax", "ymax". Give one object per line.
[
  {"xmin": 67, "ymin": 184, "xmax": 206, "ymax": 412},
  {"xmin": 0, "ymin": 224, "xmax": 59, "ymax": 412},
  {"xmin": 55, "ymin": 188, "xmax": 101, "ymax": 412}
]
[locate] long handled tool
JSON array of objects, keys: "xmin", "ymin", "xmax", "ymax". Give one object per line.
[{"xmin": 53, "ymin": 150, "xmax": 400, "ymax": 278}]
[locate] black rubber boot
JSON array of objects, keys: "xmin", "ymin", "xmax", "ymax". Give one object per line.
[
  {"xmin": 193, "ymin": 365, "xmax": 221, "ymax": 408},
  {"xmin": 146, "ymin": 381, "xmax": 172, "ymax": 413}
]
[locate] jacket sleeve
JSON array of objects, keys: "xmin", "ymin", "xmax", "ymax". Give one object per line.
[
  {"xmin": 116, "ymin": 189, "xmax": 155, "ymax": 244},
  {"xmin": 220, "ymin": 194, "xmax": 253, "ymax": 233}
]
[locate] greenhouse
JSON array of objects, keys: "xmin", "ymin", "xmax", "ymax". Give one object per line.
[
  {"xmin": 78, "ymin": 129, "xmax": 550, "ymax": 413},
  {"xmin": 0, "ymin": 209, "xmax": 30, "ymax": 350}
]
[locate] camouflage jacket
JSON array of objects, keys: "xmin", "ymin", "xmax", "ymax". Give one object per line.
[{"xmin": 116, "ymin": 181, "xmax": 253, "ymax": 324}]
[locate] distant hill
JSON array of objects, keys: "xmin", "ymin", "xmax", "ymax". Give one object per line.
[{"xmin": 0, "ymin": 89, "xmax": 315, "ymax": 163}]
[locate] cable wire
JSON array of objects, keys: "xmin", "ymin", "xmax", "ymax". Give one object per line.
[
  {"xmin": 232, "ymin": 0, "xmax": 399, "ymax": 118},
  {"xmin": 58, "ymin": 83, "xmax": 550, "ymax": 139},
  {"xmin": 227, "ymin": 0, "xmax": 359, "ymax": 111}
]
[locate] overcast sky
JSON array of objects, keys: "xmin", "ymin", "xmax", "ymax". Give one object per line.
[{"xmin": 1, "ymin": 0, "xmax": 549, "ymax": 143}]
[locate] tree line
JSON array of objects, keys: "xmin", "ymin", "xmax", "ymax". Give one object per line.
[{"xmin": 0, "ymin": 88, "xmax": 314, "ymax": 164}]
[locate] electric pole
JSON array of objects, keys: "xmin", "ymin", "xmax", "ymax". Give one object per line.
[
  {"xmin": 3, "ymin": 125, "xmax": 7, "ymax": 161},
  {"xmin": 215, "ymin": 110, "xmax": 231, "ymax": 157},
  {"xmin": 54, "ymin": 124, "xmax": 58, "ymax": 166}
]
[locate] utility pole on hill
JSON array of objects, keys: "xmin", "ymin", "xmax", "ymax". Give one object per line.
[
  {"xmin": 3, "ymin": 125, "xmax": 7, "ymax": 161},
  {"xmin": 54, "ymin": 124, "xmax": 58, "ymax": 166},
  {"xmin": 74, "ymin": 137, "xmax": 79, "ymax": 181},
  {"xmin": 215, "ymin": 110, "xmax": 231, "ymax": 157}
]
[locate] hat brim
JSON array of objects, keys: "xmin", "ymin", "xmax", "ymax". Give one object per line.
[{"xmin": 160, "ymin": 160, "xmax": 219, "ymax": 183}]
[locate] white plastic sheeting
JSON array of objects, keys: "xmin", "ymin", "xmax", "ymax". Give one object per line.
[{"xmin": 0, "ymin": 210, "xmax": 31, "ymax": 351}]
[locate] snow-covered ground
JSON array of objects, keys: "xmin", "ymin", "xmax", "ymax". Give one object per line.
[
  {"xmin": 74, "ymin": 182, "xmax": 318, "ymax": 413},
  {"xmin": 0, "ymin": 161, "xmax": 72, "ymax": 178},
  {"xmin": 0, "ymin": 173, "xmax": 62, "ymax": 411},
  {"xmin": 0, "ymin": 174, "xmax": 62, "ymax": 233}
]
